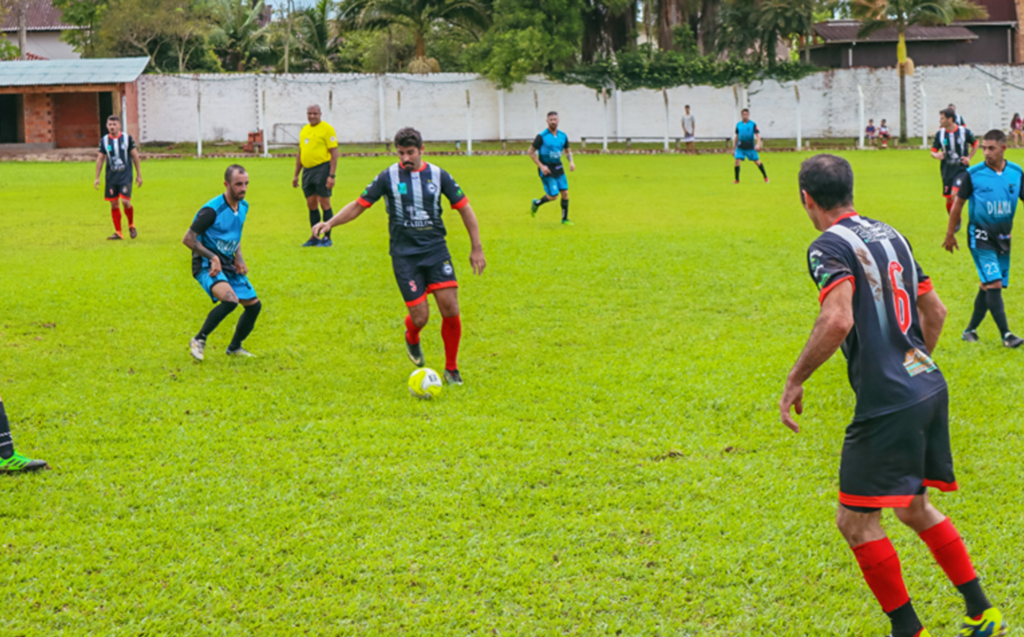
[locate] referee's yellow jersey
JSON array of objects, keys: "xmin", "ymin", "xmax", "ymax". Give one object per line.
[{"xmin": 299, "ymin": 122, "xmax": 338, "ymax": 168}]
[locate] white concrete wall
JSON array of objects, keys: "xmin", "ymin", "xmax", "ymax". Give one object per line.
[{"xmin": 137, "ymin": 65, "xmax": 1024, "ymax": 145}]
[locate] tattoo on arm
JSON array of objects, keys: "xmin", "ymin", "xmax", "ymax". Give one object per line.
[{"xmin": 183, "ymin": 229, "xmax": 218, "ymax": 261}]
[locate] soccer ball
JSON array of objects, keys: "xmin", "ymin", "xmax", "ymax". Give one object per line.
[{"xmin": 408, "ymin": 368, "xmax": 443, "ymax": 400}]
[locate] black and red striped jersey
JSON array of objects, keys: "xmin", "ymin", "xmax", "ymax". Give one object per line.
[{"xmin": 807, "ymin": 213, "xmax": 947, "ymax": 421}]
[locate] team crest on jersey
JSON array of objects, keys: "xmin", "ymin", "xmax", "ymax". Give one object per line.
[
  {"xmin": 409, "ymin": 280, "xmax": 418, "ymax": 292},
  {"xmin": 427, "ymin": 182, "xmax": 437, "ymax": 194}
]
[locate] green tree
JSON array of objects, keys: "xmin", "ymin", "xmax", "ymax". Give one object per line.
[
  {"xmin": 851, "ymin": 0, "xmax": 986, "ymax": 142},
  {"xmin": 293, "ymin": 0, "xmax": 343, "ymax": 71},
  {"xmin": 209, "ymin": 0, "xmax": 270, "ymax": 72},
  {"xmin": 53, "ymin": 0, "xmax": 107, "ymax": 56},
  {"xmin": 97, "ymin": 0, "xmax": 219, "ymax": 72}
]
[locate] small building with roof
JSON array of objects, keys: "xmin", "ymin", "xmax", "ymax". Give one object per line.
[
  {"xmin": 0, "ymin": 0, "xmax": 81, "ymax": 61},
  {"xmin": 0, "ymin": 57, "xmax": 148, "ymax": 151}
]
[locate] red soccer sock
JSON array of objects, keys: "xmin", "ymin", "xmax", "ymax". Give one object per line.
[
  {"xmin": 918, "ymin": 517, "xmax": 976, "ymax": 586},
  {"xmin": 405, "ymin": 315, "xmax": 422, "ymax": 345},
  {"xmin": 110, "ymin": 204, "xmax": 123, "ymax": 236},
  {"xmin": 944, "ymin": 196, "xmax": 953, "ymax": 213},
  {"xmin": 123, "ymin": 203, "xmax": 135, "ymax": 228},
  {"xmin": 852, "ymin": 538, "xmax": 910, "ymax": 613},
  {"xmin": 441, "ymin": 315, "xmax": 461, "ymax": 371}
]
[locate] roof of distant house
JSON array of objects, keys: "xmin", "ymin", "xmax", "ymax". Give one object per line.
[
  {"xmin": 0, "ymin": 0, "xmax": 78, "ymax": 33},
  {"xmin": 813, "ymin": 20, "xmax": 979, "ymax": 44},
  {"xmin": 0, "ymin": 57, "xmax": 149, "ymax": 86}
]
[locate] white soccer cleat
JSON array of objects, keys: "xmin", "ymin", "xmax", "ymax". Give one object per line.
[
  {"xmin": 226, "ymin": 347, "xmax": 256, "ymax": 357},
  {"xmin": 189, "ymin": 337, "xmax": 205, "ymax": 361}
]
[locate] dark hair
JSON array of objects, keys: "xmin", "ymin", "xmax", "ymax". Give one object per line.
[
  {"xmin": 983, "ymin": 129, "xmax": 1007, "ymax": 143},
  {"xmin": 940, "ymin": 108, "xmax": 956, "ymax": 121},
  {"xmin": 547, "ymin": 111, "xmax": 558, "ymax": 117},
  {"xmin": 225, "ymin": 164, "xmax": 247, "ymax": 182},
  {"xmin": 684, "ymin": 104, "xmax": 690, "ymax": 108},
  {"xmin": 741, "ymin": 108, "xmax": 750, "ymax": 114},
  {"xmin": 107, "ymin": 115, "xmax": 121, "ymax": 122},
  {"xmin": 799, "ymin": 154, "xmax": 854, "ymax": 212},
  {"xmin": 394, "ymin": 126, "xmax": 422, "ymax": 148}
]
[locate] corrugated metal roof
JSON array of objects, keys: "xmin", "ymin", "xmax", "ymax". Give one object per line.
[
  {"xmin": 814, "ymin": 20, "xmax": 978, "ymax": 43},
  {"xmin": 0, "ymin": 57, "xmax": 149, "ymax": 86},
  {"xmin": 0, "ymin": 0, "xmax": 75, "ymax": 32}
]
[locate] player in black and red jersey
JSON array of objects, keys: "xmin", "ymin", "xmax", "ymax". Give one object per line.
[
  {"xmin": 312, "ymin": 127, "xmax": 485, "ymax": 386},
  {"xmin": 779, "ymin": 154, "xmax": 1007, "ymax": 637},
  {"xmin": 931, "ymin": 107, "xmax": 977, "ymax": 218}
]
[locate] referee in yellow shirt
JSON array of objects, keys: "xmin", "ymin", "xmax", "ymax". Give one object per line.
[{"xmin": 292, "ymin": 104, "xmax": 339, "ymax": 247}]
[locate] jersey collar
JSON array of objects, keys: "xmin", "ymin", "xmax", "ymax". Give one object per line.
[
  {"xmin": 831, "ymin": 211, "xmax": 858, "ymax": 226},
  {"xmin": 402, "ymin": 161, "xmax": 429, "ymax": 173},
  {"xmin": 109, "ymin": 132, "xmax": 123, "ymax": 140}
]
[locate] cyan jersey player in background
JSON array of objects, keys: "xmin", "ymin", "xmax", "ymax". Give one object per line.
[
  {"xmin": 182, "ymin": 164, "xmax": 264, "ymax": 361},
  {"xmin": 945, "ymin": 128, "xmax": 1024, "ymax": 348},
  {"xmin": 733, "ymin": 108, "xmax": 769, "ymax": 184},
  {"xmin": 528, "ymin": 111, "xmax": 576, "ymax": 226}
]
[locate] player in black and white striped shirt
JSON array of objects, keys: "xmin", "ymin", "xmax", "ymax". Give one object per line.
[
  {"xmin": 94, "ymin": 115, "xmax": 142, "ymax": 240},
  {"xmin": 930, "ymin": 108, "xmax": 977, "ymax": 217}
]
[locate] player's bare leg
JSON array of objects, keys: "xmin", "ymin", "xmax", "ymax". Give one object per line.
[
  {"xmin": 434, "ymin": 288, "xmax": 463, "ymax": 385},
  {"xmin": 191, "ymin": 282, "xmax": 240, "ymax": 361},
  {"xmin": 559, "ymin": 189, "xmax": 572, "ymax": 226},
  {"xmin": 895, "ymin": 493, "xmax": 1007, "ymax": 637},
  {"xmin": 405, "ymin": 297, "xmax": 430, "ymax": 367},
  {"xmin": 121, "ymin": 196, "xmax": 137, "ymax": 238},
  {"xmin": 836, "ymin": 505, "xmax": 927, "ymax": 637}
]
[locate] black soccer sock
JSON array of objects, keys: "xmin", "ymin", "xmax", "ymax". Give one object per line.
[
  {"xmin": 985, "ymin": 288, "xmax": 1011, "ymax": 337},
  {"xmin": 0, "ymin": 400, "xmax": 13, "ymax": 460},
  {"xmin": 734, "ymin": 166, "xmax": 740, "ymax": 181},
  {"xmin": 757, "ymin": 163, "xmax": 768, "ymax": 179},
  {"xmin": 308, "ymin": 208, "xmax": 320, "ymax": 230},
  {"xmin": 321, "ymin": 208, "xmax": 333, "ymax": 239},
  {"xmin": 536, "ymin": 196, "xmax": 551, "ymax": 206},
  {"xmin": 195, "ymin": 301, "xmax": 238, "ymax": 342},
  {"xmin": 957, "ymin": 578, "xmax": 992, "ymax": 618},
  {"xmin": 561, "ymin": 199, "xmax": 569, "ymax": 221},
  {"xmin": 228, "ymin": 301, "xmax": 262, "ymax": 351},
  {"xmin": 886, "ymin": 601, "xmax": 924, "ymax": 637},
  {"xmin": 967, "ymin": 288, "xmax": 988, "ymax": 331}
]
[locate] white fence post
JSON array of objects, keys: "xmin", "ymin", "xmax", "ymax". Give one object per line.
[
  {"xmin": 466, "ymin": 90, "xmax": 472, "ymax": 156},
  {"xmin": 987, "ymin": 82, "xmax": 994, "ymax": 132},
  {"xmin": 378, "ymin": 75, "xmax": 386, "ymax": 142},
  {"xmin": 533, "ymin": 90, "xmax": 540, "ymax": 133},
  {"xmin": 857, "ymin": 84, "xmax": 865, "ymax": 149},
  {"xmin": 615, "ymin": 88, "xmax": 622, "ymax": 142},
  {"xmin": 794, "ymin": 85, "xmax": 802, "ymax": 151},
  {"xmin": 196, "ymin": 78, "xmax": 202, "ymax": 158},
  {"xmin": 602, "ymin": 87, "xmax": 608, "ymax": 152},
  {"xmin": 259, "ymin": 78, "xmax": 268, "ymax": 157},
  {"xmin": 920, "ymin": 84, "xmax": 928, "ymax": 149},
  {"xmin": 662, "ymin": 88, "xmax": 670, "ymax": 150},
  {"xmin": 498, "ymin": 89, "xmax": 505, "ymax": 141}
]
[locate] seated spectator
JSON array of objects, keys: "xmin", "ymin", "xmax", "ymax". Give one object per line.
[
  {"xmin": 865, "ymin": 119, "xmax": 878, "ymax": 146},
  {"xmin": 878, "ymin": 119, "xmax": 891, "ymax": 148},
  {"xmin": 1011, "ymin": 113, "xmax": 1023, "ymax": 148}
]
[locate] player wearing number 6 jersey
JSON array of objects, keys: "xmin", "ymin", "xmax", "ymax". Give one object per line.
[
  {"xmin": 945, "ymin": 129, "xmax": 1024, "ymax": 347},
  {"xmin": 312, "ymin": 127, "xmax": 486, "ymax": 386},
  {"xmin": 780, "ymin": 154, "xmax": 1007, "ymax": 637}
]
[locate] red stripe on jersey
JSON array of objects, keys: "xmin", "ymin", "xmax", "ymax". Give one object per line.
[
  {"xmin": 918, "ymin": 279, "xmax": 934, "ymax": 296},
  {"xmin": 356, "ymin": 197, "xmax": 373, "ymax": 208},
  {"xmin": 819, "ymin": 275, "xmax": 855, "ymax": 304},
  {"xmin": 451, "ymin": 196, "xmax": 469, "ymax": 210}
]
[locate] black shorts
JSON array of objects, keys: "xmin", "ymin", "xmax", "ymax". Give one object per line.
[
  {"xmin": 301, "ymin": 162, "xmax": 332, "ymax": 198},
  {"xmin": 942, "ymin": 167, "xmax": 967, "ymax": 196},
  {"xmin": 838, "ymin": 387, "xmax": 956, "ymax": 511},
  {"xmin": 105, "ymin": 174, "xmax": 132, "ymax": 201},
  {"xmin": 392, "ymin": 249, "xmax": 457, "ymax": 307}
]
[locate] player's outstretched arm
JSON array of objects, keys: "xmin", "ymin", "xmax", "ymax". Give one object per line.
[
  {"xmin": 457, "ymin": 203, "xmax": 486, "ymax": 275},
  {"xmin": 182, "ymin": 229, "xmax": 222, "ymax": 275},
  {"xmin": 312, "ymin": 200, "xmax": 366, "ymax": 237},
  {"xmin": 917, "ymin": 290, "xmax": 947, "ymax": 354},
  {"xmin": 779, "ymin": 280, "xmax": 855, "ymax": 433},
  {"xmin": 94, "ymin": 152, "xmax": 105, "ymax": 189},
  {"xmin": 943, "ymin": 198, "xmax": 965, "ymax": 252}
]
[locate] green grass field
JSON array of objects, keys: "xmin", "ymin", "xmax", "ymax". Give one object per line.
[{"xmin": 1, "ymin": 149, "xmax": 1022, "ymax": 635}]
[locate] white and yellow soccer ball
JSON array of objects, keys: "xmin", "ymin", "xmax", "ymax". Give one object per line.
[{"xmin": 408, "ymin": 368, "xmax": 443, "ymax": 400}]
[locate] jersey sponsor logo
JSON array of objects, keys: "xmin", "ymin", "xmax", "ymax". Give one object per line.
[
  {"xmin": 903, "ymin": 348, "xmax": 937, "ymax": 377},
  {"xmin": 398, "ymin": 183, "xmax": 408, "ymax": 195},
  {"xmin": 849, "ymin": 222, "xmax": 898, "ymax": 243},
  {"xmin": 985, "ymin": 200, "xmax": 1014, "ymax": 217},
  {"xmin": 214, "ymin": 238, "xmax": 239, "ymax": 256}
]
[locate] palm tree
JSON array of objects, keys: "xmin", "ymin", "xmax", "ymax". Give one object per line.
[
  {"xmin": 338, "ymin": 0, "xmax": 489, "ymax": 69},
  {"xmin": 851, "ymin": 0, "xmax": 986, "ymax": 143},
  {"xmin": 294, "ymin": 0, "xmax": 342, "ymax": 72},
  {"xmin": 210, "ymin": 0, "xmax": 271, "ymax": 72}
]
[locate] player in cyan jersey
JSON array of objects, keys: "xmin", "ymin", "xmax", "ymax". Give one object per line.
[
  {"xmin": 182, "ymin": 165, "xmax": 263, "ymax": 361},
  {"xmin": 944, "ymin": 129, "xmax": 1024, "ymax": 347},
  {"xmin": 313, "ymin": 127, "xmax": 486, "ymax": 386},
  {"xmin": 528, "ymin": 111, "xmax": 576, "ymax": 226},
  {"xmin": 732, "ymin": 108, "xmax": 768, "ymax": 184},
  {"xmin": 781, "ymin": 154, "xmax": 1007, "ymax": 637}
]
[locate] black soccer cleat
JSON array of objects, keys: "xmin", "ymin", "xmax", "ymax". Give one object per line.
[
  {"xmin": 962, "ymin": 329, "xmax": 979, "ymax": 342},
  {"xmin": 406, "ymin": 338, "xmax": 424, "ymax": 367},
  {"xmin": 1003, "ymin": 333, "xmax": 1024, "ymax": 348},
  {"xmin": 106, "ymin": 232, "xmax": 123, "ymax": 240},
  {"xmin": 129, "ymin": 226, "xmax": 138, "ymax": 239},
  {"xmin": 444, "ymin": 369, "xmax": 463, "ymax": 386}
]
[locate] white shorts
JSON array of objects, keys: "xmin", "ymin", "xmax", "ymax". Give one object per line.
[{"xmin": 683, "ymin": 135, "xmax": 695, "ymax": 142}]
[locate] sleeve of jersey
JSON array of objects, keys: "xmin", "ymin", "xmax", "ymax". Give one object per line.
[
  {"xmin": 953, "ymin": 172, "xmax": 972, "ymax": 199},
  {"xmin": 128, "ymin": 136, "xmax": 136, "ymax": 152},
  {"xmin": 917, "ymin": 265, "xmax": 934, "ymax": 296},
  {"xmin": 931, "ymin": 133, "xmax": 941, "ymax": 151},
  {"xmin": 190, "ymin": 207, "xmax": 217, "ymax": 234},
  {"xmin": 532, "ymin": 135, "xmax": 543, "ymax": 150},
  {"xmin": 442, "ymin": 171, "xmax": 469, "ymax": 210},
  {"xmin": 808, "ymin": 238, "xmax": 855, "ymax": 304},
  {"xmin": 325, "ymin": 125, "xmax": 338, "ymax": 149},
  {"xmin": 357, "ymin": 171, "xmax": 388, "ymax": 208}
]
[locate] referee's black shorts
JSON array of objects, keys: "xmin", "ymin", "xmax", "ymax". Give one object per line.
[
  {"xmin": 839, "ymin": 387, "xmax": 957, "ymax": 512},
  {"xmin": 301, "ymin": 162, "xmax": 332, "ymax": 198}
]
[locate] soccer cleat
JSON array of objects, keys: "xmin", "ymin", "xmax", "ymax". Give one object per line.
[
  {"xmin": 107, "ymin": 233, "xmax": 123, "ymax": 240},
  {"xmin": 301, "ymin": 237, "xmax": 321, "ymax": 247},
  {"xmin": 226, "ymin": 347, "xmax": 255, "ymax": 357},
  {"xmin": 764, "ymin": 178, "xmax": 770, "ymax": 183},
  {"xmin": 189, "ymin": 337, "xmax": 205, "ymax": 361},
  {"xmin": 318, "ymin": 237, "xmax": 333, "ymax": 247},
  {"xmin": 962, "ymin": 329, "xmax": 979, "ymax": 342},
  {"xmin": 958, "ymin": 607, "xmax": 1007, "ymax": 637},
  {"xmin": 530, "ymin": 199, "xmax": 539, "ymax": 216},
  {"xmin": 129, "ymin": 226, "xmax": 138, "ymax": 239},
  {"xmin": 0, "ymin": 451, "xmax": 49, "ymax": 473},
  {"xmin": 733, "ymin": 180, "xmax": 739, "ymax": 184},
  {"xmin": 561, "ymin": 220, "xmax": 574, "ymax": 226},
  {"xmin": 444, "ymin": 368, "xmax": 463, "ymax": 386},
  {"xmin": 406, "ymin": 338, "xmax": 424, "ymax": 367},
  {"xmin": 1003, "ymin": 333, "xmax": 1024, "ymax": 348}
]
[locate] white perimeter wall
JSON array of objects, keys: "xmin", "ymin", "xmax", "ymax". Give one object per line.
[{"xmin": 138, "ymin": 65, "xmax": 1024, "ymax": 145}]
